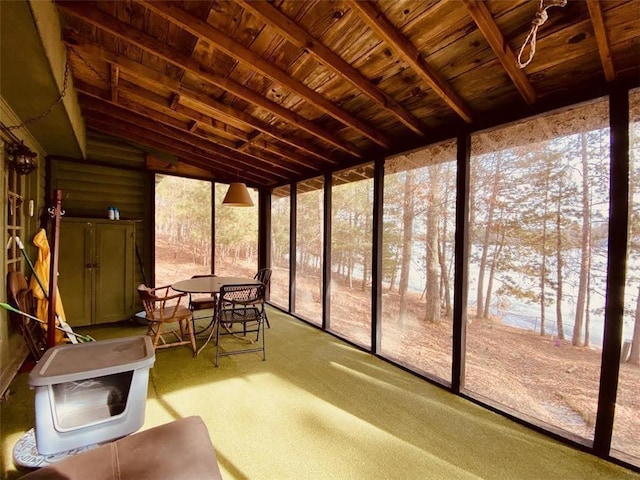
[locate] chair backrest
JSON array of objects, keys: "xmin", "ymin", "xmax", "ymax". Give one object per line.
[
  {"xmin": 8, "ymin": 270, "xmax": 29, "ymax": 303},
  {"xmin": 7, "ymin": 271, "xmax": 46, "ymax": 359},
  {"xmin": 218, "ymin": 283, "xmax": 265, "ymax": 312},
  {"xmin": 253, "ymin": 268, "xmax": 272, "ymax": 287},
  {"xmin": 137, "ymin": 284, "xmax": 159, "ymax": 319},
  {"xmin": 7, "ymin": 271, "xmax": 36, "ymax": 323},
  {"xmin": 191, "ymin": 274, "xmax": 216, "ymax": 279}
]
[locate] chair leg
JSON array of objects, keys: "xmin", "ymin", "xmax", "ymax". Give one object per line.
[
  {"xmin": 149, "ymin": 322, "xmax": 163, "ymax": 350},
  {"xmin": 261, "ymin": 319, "xmax": 266, "ymax": 361},
  {"xmin": 265, "ymin": 313, "xmax": 270, "ymax": 329},
  {"xmin": 215, "ymin": 321, "xmax": 220, "ymax": 367},
  {"xmin": 187, "ymin": 319, "xmax": 196, "ymax": 357}
]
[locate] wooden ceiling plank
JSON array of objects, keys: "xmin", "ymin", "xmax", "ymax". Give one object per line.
[
  {"xmin": 170, "ymin": 92, "xmax": 181, "ymax": 110},
  {"xmin": 56, "ymin": 1, "xmax": 362, "ymax": 157},
  {"xmin": 347, "ymin": 0, "xmax": 474, "ymax": 123},
  {"xmin": 66, "ymin": 39, "xmax": 339, "ymax": 164},
  {"xmin": 138, "ymin": 0, "xmax": 392, "ymax": 148},
  {"xmin": 586, "ymin": 0, "xmax": 616, "ymax": 82},
  {"xmin": 238, "ymin": 0, "xmax": 428, "ymax": 137},
  {"xmin": 80, "ymin": 96, "xmax": 299, "ymax": 178},
  {"xmin": 462, "ymin": 0, "xmax": 536, "ymax": 105},
  {"xmin": 146, "ymin": 153, "xmax": 217, "ymax": 181},
  {"xmin": 110, "ymin": 63, "xmax": 119, "ymax": 102}
]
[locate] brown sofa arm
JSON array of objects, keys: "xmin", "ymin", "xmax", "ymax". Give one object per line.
[{"xmin": 21, "ymin": 416, "xmax": 223, "ymax": 479}]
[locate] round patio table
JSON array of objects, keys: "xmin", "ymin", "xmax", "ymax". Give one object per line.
[{"xmin": 171, "ymin": 276, "xmax": 262, "ymax": 356}]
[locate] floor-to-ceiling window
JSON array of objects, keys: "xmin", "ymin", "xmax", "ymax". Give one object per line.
[
  {"xmin": 330, "ymin": 165, "xmax": 373, "ymax": 348},
  {"xmin": 381, "ymin": 141, "xmax": 456, "ymax": 383},
  {"xmin": 270, "ymin": 185, "xmax": 290, "ymax": 308},
  {"xmin": 155, "ymin": 175, "xmax": 211, "ymax": 286},
  {"xmin": 464, "ymin": 98, "xmax": 611, "ymax": 443},
  {"xmin": 612, "ymin": 88, "xmax": 640, "ymax": 465},
  {"xmin": 214, "ymin": 182, "xmax": 258, "ymax": 278},
  {"xmin": 294, "ymin": 176, "xmax": 323, "ymax": 325}
]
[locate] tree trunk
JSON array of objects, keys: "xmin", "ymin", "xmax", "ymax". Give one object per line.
[
  {"xmin": 425, "ymin": 167, "xmax": 442, "ymax": 323},
  {"xmin": 555, "ymin": 183, "xmax": 565, "ymax": 340},
  {"xmin": 573, "ymin": 133, "xmax": 590, "ymax": 347},
  {"xmin": 440, "ymin": 172, "xmax": 453, "ymax": 318},
  {"xmin": 477, "ymin": 154, "xmax": 502, "ymax": 318},
  {"xmin": 540, "ymin": 177, "xmax": 550, "ymax": 336},
  {"xmin": 629, "ymin": 286, "xmax": 640, "ymax": 364},
  {"xmin": 399, "ymin": 170, "xmax": 415, "ymax": 322},
  {"xmin": 484, "ymin": 228, "xmax": 505, "ymax": 319}
]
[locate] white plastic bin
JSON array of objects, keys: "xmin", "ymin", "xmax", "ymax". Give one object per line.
[{"xmin": 28, "ymin": 335, "xmax": 155, "ymax": 455}]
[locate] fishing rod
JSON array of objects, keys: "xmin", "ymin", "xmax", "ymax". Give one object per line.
[{"xmin": 0, "ymin": 303, "xmax": 94, "ymax": 342}]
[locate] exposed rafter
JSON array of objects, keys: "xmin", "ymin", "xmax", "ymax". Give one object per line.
[
  {"xmin": 56, "ymin": 1, "xmax": 363, "ymax": 158},
  {"xmin": 462, "ymin": 0, "xmax": 536, "ymax": 105},
  {"xmin": 237, "ymin": 0, "xmax": 428, "ymax": 137},
  {"xmin": 587, "ymin": 0, "xmax": 616, "ymax": 82},
  {"xmin": 66, "ymin": 40, "xmax": 339, "ymax": 165},
  {"xmin": 137, "ymin": 0, "xmax": 392, "ymax": 149},
  {"xmin": 79, "ymin": 94, "xmax": 309, "ymax": 179},
  {"xmin": 346, "ymin": 0, "xmax": 474, "ymax": 123}
]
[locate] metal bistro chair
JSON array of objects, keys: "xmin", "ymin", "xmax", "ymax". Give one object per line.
[
  {"xmin": 137, "ymin": 284, "xmax": 196, "ymax": 356},
  {"xmin": 188, "ymin": 274, "xmax": 217, "ymax": 334},
  {"xmin": 215, "ymin": 283, "xmax": 267, "ymax": 367},
  {"xmin": 253, "ymin": 268, "xmax": 272, "ymax": 328}
]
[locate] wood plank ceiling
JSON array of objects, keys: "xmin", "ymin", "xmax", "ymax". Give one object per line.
[{"xmin": 54, "ymin": 0, "xmax": 640, "ymax": 188}]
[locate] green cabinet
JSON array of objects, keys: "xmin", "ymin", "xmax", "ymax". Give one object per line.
[{"xmin": 58, "ymin": 218, "xmax": 137, "ymax": 327}]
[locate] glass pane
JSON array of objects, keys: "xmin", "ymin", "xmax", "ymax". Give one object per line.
[
  {"xmin": 294, "ymin": 177, "xmax": 323, "ymax": 324},
  {"xmin": 330, "ymin": 164, "xmax": 373, "ymax": 348},
  {"xmin": 155, "ymin": 175, "xmax": 211, "ymax": 286},
  {"xmin": 270, "ymin": 185, "xmax": 290, "ymax": 308},
  {"xmin": 214, "ymin": 183, "xmax": 258, "ymax": 278},
  {"xmin": 381, "ymin": 140, "xmax": 456, "ymax": 383},
  {"xmin": 464, "ymin": 98, "xmax": 610, "ymax": 443},
  {"xmin": 612, "ymin": 88, "xmax": 640, "ymax": 465}
]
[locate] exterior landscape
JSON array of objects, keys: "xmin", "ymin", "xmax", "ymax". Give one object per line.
[{"xmin": 155, "ymin": 94, "xmax": 639, "ymax": 464}]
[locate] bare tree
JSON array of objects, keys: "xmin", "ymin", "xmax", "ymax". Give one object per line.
[{"xmin": 573, "ymin": 133, "xmax": 591, "ymax": 347}]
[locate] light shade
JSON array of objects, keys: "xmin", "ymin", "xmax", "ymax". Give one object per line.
[{"xmin": 222, "ymin": 182, "xmax": 254, "ymax": 207}]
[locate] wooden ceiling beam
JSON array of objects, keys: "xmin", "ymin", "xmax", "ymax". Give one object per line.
[
  {"xmin": 138, "ymin": 0, "xmax": 392, "ymax": 148},
  {"xmin": 84, "ymin": 114, "xmax": 280, "ymax": 185},
  {"xmin": 74, "ymin": 78, "xmax": 239, "ymax": 150},
  {"xmin": 66, "ymin": 40, "xmax": 338, "ymax": 165},
  {"xmin": 587, "ymin": 0, "xmax": 616, "ymax": 82},
  {"xmin": 80, "ymin": 97, "xmax": 300, "ymax": 179},
  {"xmin": 56, "ymin": 1, "xmax": 362, "ymax": 157},
  {"xmin": 84, "ymin": 116, "xmax": 272, "ymax": 185},
  {"xmin": 236, "ymin": 132, "xmax": 315, "ymax": 170},
  {"xmin": 347, "ymin": 0, "xmax": 473, "ymax": 123},
  {"xmin": 146, "ymin": 154, "xmax": 217, "ymax": 181},
  {"xmin": 462, "ymin": 0, "xmax": 536, "ymax": 105},
  {"xmin": 237, "ymin": 0, "xmax": 428, "ymax": 137}
]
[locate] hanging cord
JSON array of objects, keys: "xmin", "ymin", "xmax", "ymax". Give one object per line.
[
  {"xmin": 4, "ymin": 56, "xmax": 71, "ymax": 131},
  {"xmin": 517, "ymin": 0, "xmax": 568, "ymax": 69}
]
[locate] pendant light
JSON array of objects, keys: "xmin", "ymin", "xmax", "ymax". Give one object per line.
[{"xmin": 222, "ymin": 182, "xmax": 254, "ymax": 207}]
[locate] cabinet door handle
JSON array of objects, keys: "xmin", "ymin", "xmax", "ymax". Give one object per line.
[{"xmin": 86, "ymin": 262, "xmax": 98, "ymax": 269}]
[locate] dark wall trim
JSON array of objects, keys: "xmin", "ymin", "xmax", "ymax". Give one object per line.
[
  {"xmin": 371, "ymin": 157, "xmax": 384, "ymax": 353},
  {"xmin": 289, "ymin": 183, "xmax": 297, "ymax": 313},
  {"xmin": 147, "ymin": 171, "xmax": 156, "ymax": 287},
  {"xmin": 594, "ymin": 87, "xmax": 630, "ymax": 456},
  {"xmin": 258, "ymin": 187, "xmax": 271, "ymax": 297},
  {"xmin": 322, "ymin": 172, "xmax": 332, "ymax": 330},
  {"xmin": 210, "ymin": 180, "xmax": 216, "ymax": 274},
  {"xmin": 452, "ymin": 131, "xmax": 470, "ymax": 393}
]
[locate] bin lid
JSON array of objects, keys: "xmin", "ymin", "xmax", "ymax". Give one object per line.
[{"xmin": 29, "ymin": 336, "xmax": 155, "ymax": 386}]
